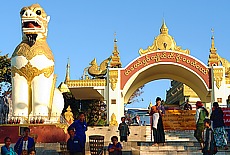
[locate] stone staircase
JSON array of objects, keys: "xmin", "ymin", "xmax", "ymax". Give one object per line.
[
  {"xmin": 1, "ymin": 130, "xmax": 229, "ymax": 155},
  {"xmin": 134, "ymin": 141, "xmax": 230, "ymax": 155},
  {"xmin": 84, "ymin": 130, "xmax": 230, "ymax": 155}
]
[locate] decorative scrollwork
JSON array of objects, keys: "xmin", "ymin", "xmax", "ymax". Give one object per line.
[{"xmin": 12, "ymin": 62, "xmax": 54, "ymax": 83}]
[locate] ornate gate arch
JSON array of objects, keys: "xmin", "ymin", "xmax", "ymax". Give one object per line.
[
  {"xmin": 64, "ymin": 21, "xmax": 230, "ymax": 125},
  {"xmin": 120, "ymin": 50, "xmax": 212, "ymax": 103},
  {"xmin": 106, "ymin": 21, "xmax": 229, "ymax": 124}
]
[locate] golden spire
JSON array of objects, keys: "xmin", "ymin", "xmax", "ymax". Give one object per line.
[
  {"xmin": 64, "ymin": 58, "xmax": 70, "ymax": 83},
  {"xmin": 110, "ymin": 32, "xmax": 122, "ymax": 68},
  {"xmin": 208, "ymin": 28, "xmax": 220, "ymax": 66},
  {"xmin": 114, "ymin": 32, "xmax": 118, "ymax": 53},
  {"xmin": 210, "ymin": 28, "xmax": 217, "ymax": 53},
  {"xmin": 160, "ymin": 19, "xmax": 168, "ymax": 34}
]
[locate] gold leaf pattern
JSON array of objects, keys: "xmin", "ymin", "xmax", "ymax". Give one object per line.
[
  {"xmin": 66, "ymin": 79, "xmax": 106, "ymax": 87},
  {"xmin": 12, "ymin": 41, "xmax": 54, "ymax": 61},
  {"xmin": 213, "ymin": 68, "xmax": 223, "ymax": 89},
  {"xmin": 12, "ymin": 62, "xmax": 54, "ymax": 83},
  {"xmin": 109, "ymin": 70, "xmax": 118, "ymax": 91}
]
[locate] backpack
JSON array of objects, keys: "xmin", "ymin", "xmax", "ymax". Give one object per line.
[{"xmin": 198, "ymin": 108, "xmax": 206, "ymax": 123}]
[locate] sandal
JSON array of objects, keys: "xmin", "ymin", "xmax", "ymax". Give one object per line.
[{"xmin": 152, "ymin": 143, "xmax": 158, "ymax": 146}]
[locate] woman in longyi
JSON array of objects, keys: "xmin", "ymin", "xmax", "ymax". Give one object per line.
[{"xmin": 150, "ymin": 97, "xmax": 166, "ymax": 146}]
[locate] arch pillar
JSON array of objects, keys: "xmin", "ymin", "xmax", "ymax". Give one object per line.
[
  {"xmin": 211, "ymin": 66, "xmax": 230, "ymax": 107},
  {"xmin": 106, "ymin": 69, "xmax": 124, "ymax": 125}
]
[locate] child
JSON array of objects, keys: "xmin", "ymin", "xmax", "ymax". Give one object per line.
[
  {"xmin": 108, "ymin": 136, "xmax": 122, "ymax": 155},
  {"xmin": 202, "ymin": 119, "xmax": 217, "ymax": 155},
  {"xmin": 29, "ymin": 149, "xmax": 36, "ymax": 155},
  {"xmin": 68, "ymin": 112, "xmax": 87, "ymax": 155},
  {"xmin": 67, "ymin": 127, "xmax": 83, "ymax": 155},
  {"xmin": 118, "ymin": 117, "xmax": 130, "ymax": 142}
]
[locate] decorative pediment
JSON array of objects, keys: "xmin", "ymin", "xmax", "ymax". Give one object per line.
[{"xmin": 139, "ymin": 21, "xmax": 190, "ymax": 55}]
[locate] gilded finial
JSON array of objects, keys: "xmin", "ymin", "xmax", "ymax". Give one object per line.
[
  {"xmin": 114, "ymin": 32, "xmax": 117, "ymax": 43},
  {"xmin": 160, "ymin": 19, "xmax": 168, "ymax": 34},
  {"xmin": 113, "ymin": 32, "xmax": 118, "ymax": 52},
  {"xmin": 110, "ymin": 32, "xmax": 122, "ymax": 68},
  {"xmin": 208, "ymin": 28, "xmax": 219, "ymax": 66},
  {"xmin": 64, "ymin": 58, "xmax": 70, "ymax": 83},
  {"xmin": 210, "ymin": 28, "xmax": 217, "ymax": 53}
]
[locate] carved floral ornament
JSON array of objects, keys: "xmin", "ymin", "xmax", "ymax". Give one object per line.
[
  {"xmin": 213, "ymin": 68, "xmax": 223, "ymax": 89},
  {"xmin": 139, "ymin": 36, "xmax": 190, "ymax": 55},
  {"xmin": 12, "ymin": 62, "xmax": 54, "ymax": 82},
  {"xmin": 124, "ymin": 52, "xmax": 209, "ymax": 76},
  {"xmin": 12, "ymin": 42, "xmax": 54, "ymax": 61},
  {"xmin": 109, "ymin": 70, "xmax": 118, "ymax": 91},
  {"xmin": 139, "ymin": 21, "xmax": 190, "ymax": 55}
]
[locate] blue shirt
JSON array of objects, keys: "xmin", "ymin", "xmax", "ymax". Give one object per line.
[
  {"xmin": 108, "ymin": 142, "xmax": 122, "ymax": 155},
  {"xmin": 14, "ymin": 137, "xmax": 35, "ymax": 155},
  {"xmin": 67, "ymin": 137, "xmax": 83, "ymax": 153},
  {"xmin": 68, "ymin": 120, "xmax": 87, "ymax": 144},
  {"xmin": 1, "ymin": 145, "xmax": 16, "ymax": 155}
]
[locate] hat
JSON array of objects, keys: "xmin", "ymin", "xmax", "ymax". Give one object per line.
[{"xmin": 196, "ymin": 101, "xmax": 203, "ymax": 107}]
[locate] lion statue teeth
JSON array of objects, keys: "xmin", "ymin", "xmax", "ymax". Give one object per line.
[{"xmin": 11, "ymin": 4, "xmax": 64, "ymax": 121}]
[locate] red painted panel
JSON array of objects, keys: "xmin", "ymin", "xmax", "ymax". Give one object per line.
[
  {"xmin": 223, "ymin": 108, "xmax": 230, "ymax": 127},
  {"xmin": 0, "ymin": 125, "xmax": 68, "ymax": 143},
  {"xmin": 120, "ymin": 51, "xmax": 210, "ymax": 89}
]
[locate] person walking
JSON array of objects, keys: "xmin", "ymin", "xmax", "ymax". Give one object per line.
[
  {"xmin": 210, "ymin": 102, "xmax": 228, "ymax": 150},
  {"xmin": 68, "ymin": 112, "xmax": 88, "ymax": 155},
  {"xmin": 14, "ymin": 127, "xmax": 35, "ymax": 155},
  {"xmin": 1, "ymin": 137, "xmax": 16, "ymax": 155},
  {"xmin": 194, "ymin": 101, "xmax": 209, "ymax": 150},
  {"xmin": 150, "ymin": 97, "xmax": 165, "ymax": 146},
  {"xmin": 118, "ymin": 117, "xmax": 130, "ymax": 142},
  {"xmin": 202, "ymin": 119, "xmax": 217, "ymax": 155}
]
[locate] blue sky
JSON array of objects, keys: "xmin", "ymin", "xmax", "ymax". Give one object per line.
[{"xmin": 0, "ymin": 1, "xmax": 230, "ymax": 108}]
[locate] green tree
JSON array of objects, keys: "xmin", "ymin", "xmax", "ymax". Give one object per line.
[{"xmin": 0, "ymin": 53, "xmax": 11, "ymax": 96}]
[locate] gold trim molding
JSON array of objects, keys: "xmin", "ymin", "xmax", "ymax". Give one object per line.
[
  {"xmin": 48, "ymin": 74, "xmax": 57, "ymax": 118},
  {"xmin": 109, "ymin": 70, "xmax": 118, "ymax": 91},
  {"xmin": 213, "ymin": 68, "xmax": 223, "ymax": 89},
  {"xmin": 66, "ymin": 79, "xmax": 106, "ymax": 87},
  {"xmin": 12, "ymin": 62, "xmax": 54, "ymax": 82}
]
